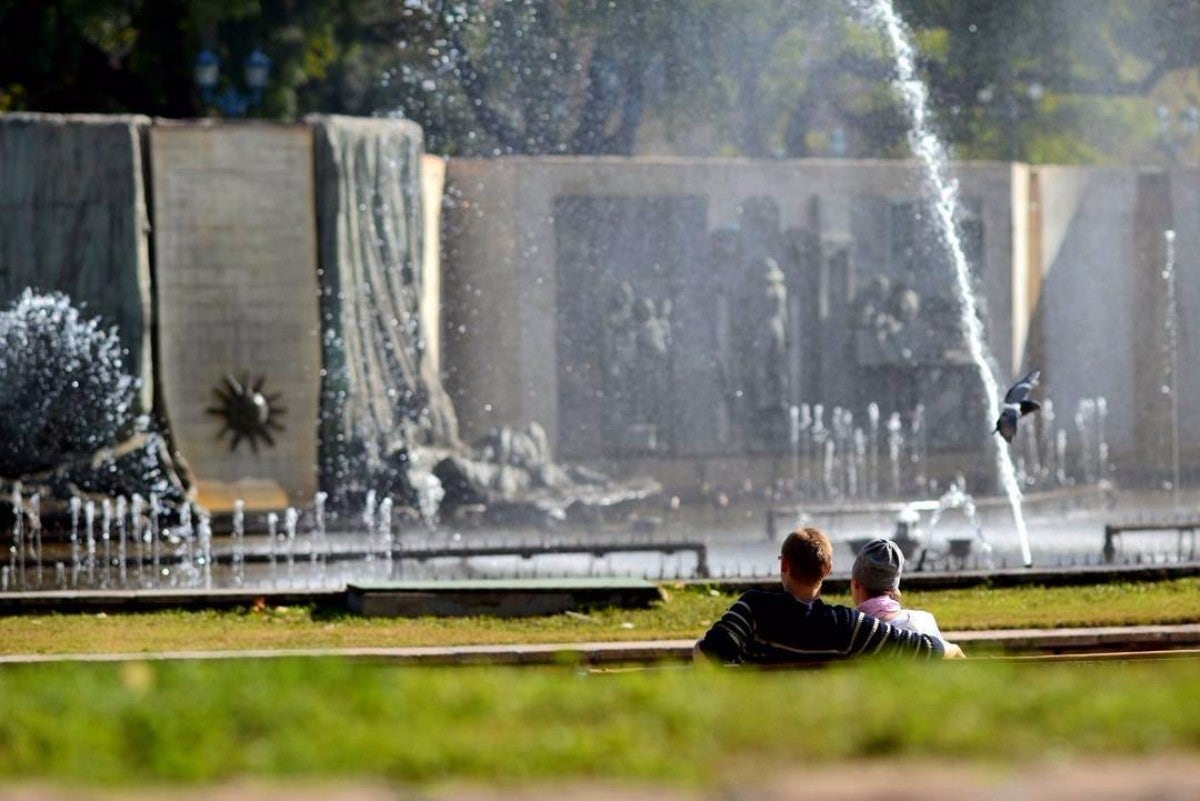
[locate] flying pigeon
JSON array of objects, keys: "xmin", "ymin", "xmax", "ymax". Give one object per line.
[{"xmin": 993, "ymin": 370, "xmax": 1041, "ymax": 444}]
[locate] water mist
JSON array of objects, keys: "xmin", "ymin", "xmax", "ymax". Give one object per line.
[{"xmin": 856, "ymin": 0, "xmax": 1033, "ymax": 566}]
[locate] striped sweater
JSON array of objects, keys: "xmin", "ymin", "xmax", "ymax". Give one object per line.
[{"xmin": 696, "ymin": 590, "xmax": 945, "ymax": 664}]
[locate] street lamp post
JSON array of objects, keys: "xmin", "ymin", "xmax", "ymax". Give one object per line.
[
  {"xmin": 194, "ymin": 46, "xmax": 272, "ymax": 118},
  {"xmin": 977, "ymin": 81, "xmax": 1043, "ymax": 161},
  {"xmin": 829, "ymin": 126, "xmax": 847, "ymax": 158},
  {"xmin": 1156, "ymin": 105, "xmax": 1200, "ymax": 164}
]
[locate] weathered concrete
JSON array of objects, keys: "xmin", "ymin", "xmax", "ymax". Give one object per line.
[
  {"xmin": 346, "ymin": 577, "xmax": 663, "ymax": 618},
  {"xmin": 442, "ymin": 157, "xmax": 1026, "ymax": 455},
  {"xmin": 1169, "ymin": 167, "xmax": 1200, "ymax": 469},
  {"xmin": 1033, "ymin": 168, "xmax": 1147, "ymax": 465},
  {"xmin": 420, "ymin": 153, "xmax": 446, "ymax": 374},
  {"xmin": 951, "ymin": 623, "xmax": 1200, "ymax": 655},
  {"xmin": 150, "ymin": 122, "xmax": 323, "ymax": 508},
  {"xmin": 0, "ymin": 112, "xmax": 154, "ymax": 411},
  {"xmin": 0, "ymin": 588, "xmax": 344, "ymax": 616},
  {"xmin": 308, "ymin": 115, "xmax": 459, "ymax": 499},
  {"xmin": 0, "ymin": 562, "xmax": 1195, "ymax": 617},
  {"xmin": 442, "ymin": 156, "xmax": 1200, "ymax": 487},
  {"xmin": 6, "ymin": 114, "xmax": 1200, "ymax": 499}
]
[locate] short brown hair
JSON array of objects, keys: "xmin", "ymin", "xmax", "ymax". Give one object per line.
[{"xmin": 781, "ymin": 526, "xmax": 833, "ymax": 583}]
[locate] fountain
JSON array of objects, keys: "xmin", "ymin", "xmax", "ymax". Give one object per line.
[
  {"xmin": 857, "ymin": 0, "xmax": 1032, "ymax": 565},
  {"xmin": 4, "ymin": 8, "xmax": 1200, "ymax": 596},
  {"xmin": 0, "ymin": 269, "xmax": 1166, "ymax": 592},
  {"xmin": 1163, "ymin": 229, "xmax": 1182, "ymax": 506},
  {"xmin": 920, "ymin": 479, "xmax": 992, "ymax": 571},
  {"xmin": 231, "ymin": 499, "xmax": 246, "ymax": 587}
]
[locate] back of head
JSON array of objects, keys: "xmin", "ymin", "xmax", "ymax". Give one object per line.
[
  {"xmin": 852, "ymin": 538, "xmax": 905, "ymax": 595},
  {"xmin": 781, "ymin": 527, "xmax": 833, "ymax": 584}
]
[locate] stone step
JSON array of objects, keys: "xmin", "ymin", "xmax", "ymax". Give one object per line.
[{"xmin": 346, "ymin": 577, "xmax": 663, "ymax": 618}]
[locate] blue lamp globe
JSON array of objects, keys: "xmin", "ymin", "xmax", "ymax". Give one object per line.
[
  {"xmin": 194, "ymin": 47, "xmax": 220, "ymax": 93},
  {"xmin": 244, "ymin": 48, "xmax": 272, "ymax": 92}
]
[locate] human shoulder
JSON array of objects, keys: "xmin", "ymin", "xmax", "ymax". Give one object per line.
[
  {"xmin": 728, "ymin": 589, "xmax": 794, "ymax": 612},
  {"xmin": 727, "ymin": 589, "xmax": 832, "ymax": 622},
  {"xmin": 810, "ymin": 597, "xmax": 861, "ymax": 620},
  {"xmin": 899, "ymin": 609, "xmax": 944, "ymax": 638},
  {"xmin": 732, "ymin": 589, "xmax": 790, "ymax": 603}
]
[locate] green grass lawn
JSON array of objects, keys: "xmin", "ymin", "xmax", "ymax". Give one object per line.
[
  {"xmin": 0, "ymin": 577, "xmax": 1196, "ymax": 655},
  {"xmin": 1, "ymin": 656, "xmax": 1198, "ymax": 785},
  {"xmin": 1, "ymin": 579, "xmax": 1198, "ymax": 787}
]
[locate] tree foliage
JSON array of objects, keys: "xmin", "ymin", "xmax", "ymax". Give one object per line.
[{"xmin": 1, "ymin": 0, "xmax": 1198, "ymax": 163}]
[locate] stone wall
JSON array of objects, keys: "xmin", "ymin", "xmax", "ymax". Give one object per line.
[
  {"xmin": 1031, "ymin": 166, "xmax": 1200, "ymax": 477},
  {"xmin": 1169, "ymin": 168, "xmax": 1200, "ymax": 471},
  {"xmin": 441, "ymin": 157, "xmax": 1025, "ymax": 463},
  {"xmin": 441, "ymin": 156, "xmax": 1200, "ymax": 486},
  {"xmin": 1033, "ymin": 167, "xmax": 1141, "ymax": 462},
  {"xmin": 1, "ymin": 113, "xmax": 446, "ymax": 511},
  {"xmin": 0, "ymin": 113, "xmax": 154, "ymax": 411},
  {"xmin": 150, "ymin": 122, "xmax": 323, "ymax": 509},
  {"xmin": 7, "ymin": 111, "xmax": 1199, "ymax": 501},
  {"xmin": 308, "ymin": 115, "xmax": 458, "ymax": 504}
]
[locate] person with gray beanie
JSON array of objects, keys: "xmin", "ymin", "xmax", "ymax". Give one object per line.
[
  {"xmin": 695, "ymin": 527, "xmax": 948, "ymax": 665},
  {"xmin": 851, "ymin": 538, "xmax": 965, "ymax": 657}
]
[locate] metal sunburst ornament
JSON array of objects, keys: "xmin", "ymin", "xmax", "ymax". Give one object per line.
[{"xmin": 206, "ymin": 373, "xmax": 286, "ymax": 452}]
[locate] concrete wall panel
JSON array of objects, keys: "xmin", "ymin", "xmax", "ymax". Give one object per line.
[
  {"xmin": 151, "ymin": 123, "xmax": 321, "ymax": 508},
  {"xmin": 442, "ymin": 157, "xmax": 1019, "ymax": 456},
  {"xmin": 1169, "ymin": 170, "xmax": 1200, "ymax": 458},
  {"xmin": 1035, "ymin": 166, "xmax": 1140, "ymax": 459},
  {"xmin": 0, "ymin": 113, "xmax": 153, "ymax": 410}
]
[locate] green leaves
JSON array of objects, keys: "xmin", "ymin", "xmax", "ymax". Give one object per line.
[{"xmin": 2, "ymin": 0, "xmax": 1197, "ymax": 162}]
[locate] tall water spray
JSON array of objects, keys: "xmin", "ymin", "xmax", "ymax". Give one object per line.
[
  {"xmin": 231, "ymin": 499, "xmax": 245, "ymax": 587},
  {"xmin": 857, "ymin": 0, "xmax": 1033, "ymax": 565},
  {"xmin": 1163, "ymin": 229, "xmax": 1181, "ymax": 507}
]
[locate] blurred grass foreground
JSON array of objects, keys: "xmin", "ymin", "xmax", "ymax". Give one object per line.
[{"xmin": 0, "ymin": 656, "xmax": 1198, "ymax": 786}]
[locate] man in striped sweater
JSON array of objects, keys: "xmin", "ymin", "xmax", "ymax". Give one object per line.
[{"xmin": 695, "ymin": 526, "xmax": 945, "ymax": 664}]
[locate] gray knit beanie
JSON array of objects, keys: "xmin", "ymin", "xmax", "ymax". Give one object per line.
[{"xmin": 852, "ymin": 538, "xmax": 905, "ymax": 594}]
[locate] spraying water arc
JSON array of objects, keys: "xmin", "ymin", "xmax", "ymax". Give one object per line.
[{"xmin": 855, "ymin": 0, "xmax": 1033, "ymax": 566}]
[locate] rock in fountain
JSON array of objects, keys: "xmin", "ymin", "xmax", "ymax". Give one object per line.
[{"xmin": 434, "ymin": 421, "xmax": 660, "ymax": 526}]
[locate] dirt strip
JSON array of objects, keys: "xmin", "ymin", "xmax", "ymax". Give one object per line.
[{"xmin": 2, "ymin": 757, "xmax": 1200, "ymax": 800}]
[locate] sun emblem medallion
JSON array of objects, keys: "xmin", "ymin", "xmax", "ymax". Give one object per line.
[{"xmin": 206, "ymin": 373, "xmax": 286, "ymax": 452}]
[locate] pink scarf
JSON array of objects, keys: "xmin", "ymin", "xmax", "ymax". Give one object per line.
[{"xmin": 857, "ymin": 595, "xmax": 901, "ymax": 621}]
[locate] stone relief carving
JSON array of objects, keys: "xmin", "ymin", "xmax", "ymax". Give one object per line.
[
  {"xmin": 599, "ymin": 281, "xmax": 673, "ymax": 451},
  {"xmin": 853, "ymin": 272, "xmax": 969, "ymax": 368}
]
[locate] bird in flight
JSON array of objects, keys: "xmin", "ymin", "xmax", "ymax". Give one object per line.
[{"xmin": 993, "ymin": 370, "xmax": 1041, "ymax": 444}]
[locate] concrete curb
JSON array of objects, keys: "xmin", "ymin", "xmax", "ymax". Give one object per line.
[
  {"xmin": 952, "ymin": 622, "xmax": 1200, "ymax": 653},
  {"xmin": 2, "ymin": 624, "xmax": 1199, "ymax": 666},
  {"xmin": 1, "ymin": 563, "xmax": 1197, "ymax": 617}
]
